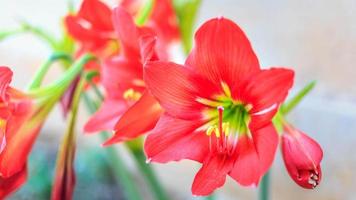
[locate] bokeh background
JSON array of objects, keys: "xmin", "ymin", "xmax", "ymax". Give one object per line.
[{"xmin": 1, "ymin": 0, "xmax": 356, "ymax": 199}]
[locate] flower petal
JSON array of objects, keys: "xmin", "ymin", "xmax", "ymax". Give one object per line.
[
  {"xmin": 144, "ymin": 61, "xmax": 216, "ymax": 119},
  {"xmin": 229, "ymin": 135, "xmax": 261, "ymax": 187},
  {"xmin": 78, "ymin": 0, "xmax": 113, "ymax": 30},
  {"xmin": 144, "ymin": 114, "xmax": 207, "ymax": 163},
  {"xmin": 112, "ymin": 6, "xmax": 141, "ymax": 58},
  {"xmin": 192, "ymin": 155, "xmax": 234, "ymax": 196},
  {"xmin": 185, "ymin": 17, "xmax": 260, "ymax": 88},
  {"xmin": 251, "ymin": 123, "xmax": 279, "ymax": 176},
  {"xmin": 101, "ymin": 57, "xmax": 143, "ymax": 98},
  {"xmin": 84, "ymin": 98, "xmax": 128, "ymax": 133},
  {"xmin": 0, "ymin": 67, "xmax": 12, "ymax": 101},
  {"xmin": 229, "ymin": 125, "xmax": 278, "ymax": 186},
  {"xmin": 104, "ymin": 92, "xmax": 163, "ymax": 145},
  {"xmin": 0, "ymin": 165, "xmax": 27, "ymax": 199},
  {"xmin": 238, "ymin": 68, "xmax": 294, "ymax": 113}
]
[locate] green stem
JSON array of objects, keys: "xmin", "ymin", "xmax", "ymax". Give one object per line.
[
  {"xmin": 27, "ymin": 53, "xmax": 72, "ymax": 90},
  {"xmin": 130, "ymin": 149, "xmax": 169, "ymax": 200},
  {"xmin": 27, "ymin": 54, "xmax": 94, "ymax": 97},
  {"xmin": 258, "ymin": 171, "xmax": 270, "ymax": 200},
  {"xmin": 19, "ymin": 20, "xmax": 58, "ymax": 49},
  {"xmin": 82, "ymin": 93, "xmax": 143, "ymax": 200}
]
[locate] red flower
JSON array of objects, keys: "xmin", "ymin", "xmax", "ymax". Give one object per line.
[
  {"xmin": 281, "ymin": 123, "xmax": 323, "ymax": 189},
  {"xmin": 65, "ymin": 0, "xmax": 116, "ymax": 55},
  {"xmin": 0, "ymin": 67, "xmax": 33, "ymax": 198},
  {"xmin": 143, "ymin": 17, "xmax": 294, "ymax": 195},
  {"xmin": 84, "ymin": 7, "xmax": 163, "ymax": 144}
]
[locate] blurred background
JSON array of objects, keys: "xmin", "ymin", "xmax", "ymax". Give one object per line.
[{"xmin": 1, "ymin": 0, "xmax": 356, "ymax": 199}]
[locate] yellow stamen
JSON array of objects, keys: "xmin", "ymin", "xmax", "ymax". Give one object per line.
[
  {"xmin": 123, "ymin": 88, "xmax": 142, "ymax": 101},
  {"xmin": 206, "ymin": 125, "xmax": 216, "ymax": 136},
  {"xmin": 223, "ymin": 122, "xmax": 230, "ymax": 136},
  {"xmin": 0, "ymin": 118, "xmax": 6, "ymax": 132},
  {"xmin": 215, "ymin": 126, "xmax": 220, "ymax": 138},
  {"xmin": 221, "ymin": 81, "xmax": 231, "ymax": 98},
  {"xmin": 196, "ymin": 97, "xmax": 222, "ymax": 107}
]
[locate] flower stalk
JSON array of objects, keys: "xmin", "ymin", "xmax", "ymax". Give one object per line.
[
  {"xmin": 82, "ymin": 93, "xmax": 143, "ymax": 200},
  {"xmin": 51, "ymin": 75, "xmax": 85, "ymax": 200}
]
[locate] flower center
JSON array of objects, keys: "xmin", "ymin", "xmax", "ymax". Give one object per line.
[{"xmin": 198, "ymin": 83, "xmax": 252, "ymax": 156}]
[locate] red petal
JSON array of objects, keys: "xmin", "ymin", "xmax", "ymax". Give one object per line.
[
  {"xmin": 0, "ymin": 67, "xmax": 12, "ymax": 101},
  {"xmin": 185, "ymin": 17, "xmax": 260, "ymax": 88},
  {"xmin": 144, "ymin": 114, "xmax": 207, "ymax": 163},
  {"xmin": 101, "ymin": 57, "xmax": 143, "ymax": 98},
  {"xmin": 249, "ymin": 106, "xmax": 278, "ymax": 131},
  {"xmin": 251, "ymin": 124, "xmax": 279, "ymax": 176},
  {"xmin": 140, "ymin": 34, "xmax": 159, "ymax": 63},
  {"xmin": 120, "ymin": 0, "xmax": 142, "ymax": 15},
  {"xmin": 0, "ymin": 165, "xmax": 27, "ymax": 199},
  {"xmin": 104, "ymin": 92, "xmax": 163, "ymax": 145},
  {"xmin": 229, "ymin": 135, "xmax": 261, "ymax": 187},
  {"xmin": 65, "ymin": 15, "xmax": 99, "ymax": 42},
  {"xmin": 78, "ymin": 0, "xmax": 113, "ymax": 30},
  {"xmin": 192, "ymin": 155, "xmax": 234, "ymax": 196},
  {"xmin": 84, "ymin": 98, "xmax": 128, "ymax": 133},
  {"xmin": 112, "ymin": 6, "xmax": 140, "ymax": 58},
  {"xmin": 230, "ymin": 125, "xmax": 278, "ymax": 186},
  {"xmin": 239, "ymin": 68, "xmax": 294, "ymax": 113},
  {"xmin": 149, "ymin": 0, "xmax": 180, "ymax": 43},
  {"xmin": 144, "ymin": 61, "xmax": 209, "ymax": 119},
  {"xmin": 0, "ymin": 125, "xmax": 39, "ymax": 178}
]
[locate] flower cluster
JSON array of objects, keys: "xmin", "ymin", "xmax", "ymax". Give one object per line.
[{"xmin": 0, "ymin": 0, "xmax": 323, "ymax": 199}]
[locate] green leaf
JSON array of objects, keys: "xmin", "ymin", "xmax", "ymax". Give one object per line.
[
  {"xmin": 281, "ymin": 81, "xmax": 316, "ymax": 115},
  {"xmin": 173, "ymin": 0, "xmax": 202, "ymax": 54}
]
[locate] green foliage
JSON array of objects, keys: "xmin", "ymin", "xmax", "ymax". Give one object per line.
[{"xmin": 173, "ymin": 0, "xmax": 202, "ymax": 54}]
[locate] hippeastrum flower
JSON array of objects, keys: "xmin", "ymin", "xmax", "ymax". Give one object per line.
[
  {"xmin": 65, "ymin": 0, "xmax": 117, "ymax": 55},
  {"xmin": 281, "ymin": 123, "xmax": 323, "ymax": 189},
  {"xmin": 0, "ymin": 56, "xmax": 90, "ymax": 198},
  {"xmin": 0, "ymin": 67, "xmax": 33, "ymax": 197},
  {"xmin": 143, "ymin": 17, "xmax": 294, "ymax": 195},
  {"xmin": 84, "ymin": 7, "xmax": 163, "ymax": 144}
]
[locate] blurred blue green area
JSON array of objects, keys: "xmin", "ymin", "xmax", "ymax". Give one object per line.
[{"xmin": 10, "ymin": 141, "xmax": 125, "ymax": 200}]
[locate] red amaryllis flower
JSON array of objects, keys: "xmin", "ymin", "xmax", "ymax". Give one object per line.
[
  {"xmin": 84, "ymin": 7, "xmax": 163, "ymax": 144},
  {"xmin": 143, "ymin": 17, "xmax": 294, "ymax": 195},
  {"xmin": 281, "ymin": 123, "xmax": 323, "ymax": 189},
  {"xmin": 0, "ymin": 67, "xmax": 33, "ymax": 198},
  {"xmin": 65, "ymin": 0, "xmax": 116, "ymax": 55}
]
